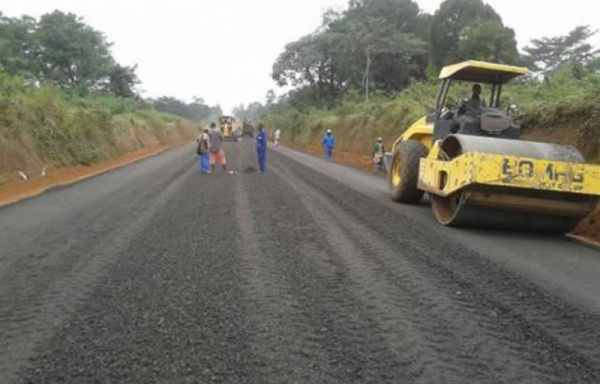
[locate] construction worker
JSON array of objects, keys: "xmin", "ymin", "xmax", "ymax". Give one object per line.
[
  {"xmin": 322, "ymin": 129, "xmax": 336, "ymax": 161},
  {"xmin": 373, "ymin": 137, "xmax": 385, "ymax": 172},
  {"xmin": 196, "ymin": 127, "xmax": 211, "ymax": 174},
  {"xmin": 208, "ymin": 122, "xmax": 227, "ymax": 172},
  {"xmin": 256, "ymin": 123, "xmax": 267, "ymax": 173},
  {"xmin": 456, "ymin": 83, "xmax": 486, "ymax": 119},
  {"xmin": 274, "ymin": 128, "xmax": 281, "ymax": 146}
]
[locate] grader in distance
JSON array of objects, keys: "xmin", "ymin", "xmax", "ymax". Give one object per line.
[
  {"xmin": 220, "ymin": 115, "xmax": 238, "ymax": 142},
  {"xmin": 384, "ymin": 60, "xmax": 600, "ymax": 233}
]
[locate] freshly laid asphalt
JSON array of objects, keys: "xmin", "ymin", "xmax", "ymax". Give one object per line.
[{"xmin": 2, "ymin": 139, "xmax": 600, "ymax": 383}]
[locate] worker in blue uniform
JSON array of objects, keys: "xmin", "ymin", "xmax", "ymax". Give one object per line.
[
  {"xmin": 256, "ymin": 123, "xmax": 267, "ymax": 173},
  {"xmin": 322, "ymin": 129, "xmax": 336, "ymax": 161}
]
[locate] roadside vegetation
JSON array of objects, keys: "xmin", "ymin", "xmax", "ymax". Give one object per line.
[
  {"xmin": 265, "ymin": 68, "xmax": 600, "ymax": 163},
  {"xmin": 238, "ymin": 0, "xmax": 600, "ymax": 164},
  {"xmin": 0, "ymin": 10, "xmax": 221, "ymax": 184}
]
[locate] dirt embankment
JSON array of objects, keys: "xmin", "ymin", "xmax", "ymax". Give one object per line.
[{"xmin": 0, "ymin": 140, "xmax": 191, "ymax": 207}]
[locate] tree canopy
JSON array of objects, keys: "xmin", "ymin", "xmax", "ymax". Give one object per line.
[
  {"xmin": 430, "ymin": 0, "xmax": 518, "ymax": 69},
  {"xmin": 232, "ymin": 102, "xmax": 267, "ymax": 123},
  {"xmin": 0, "ymin": 10, "xmax": 138, "ymax": 97},
  {"xmin": 524, "ymin": 25, "xmax": 599, "ymax": 76},
  {"xmin": 271, "ymin": 0, "xmax": 527, "ymax": 108},
  {"xmin": 273, "ymin": 0, "xmax": 432, "ymax": 105},
  {"xmin": 149, "ymin": 96, "xmax": 221, "ymax": 123}
]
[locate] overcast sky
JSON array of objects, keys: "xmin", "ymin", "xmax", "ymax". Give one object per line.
[{"xmin": 2, "ymin": 0, "xmax": 599, "ymax": 114}]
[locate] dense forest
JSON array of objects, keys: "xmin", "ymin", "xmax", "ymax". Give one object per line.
[
  {"xmin": 260, "ymin": 0, "xmax": 599, "ymax": 110},
  {"xmin": 239, "ymin": 0, "xmax": 600, "ymax": 164}
]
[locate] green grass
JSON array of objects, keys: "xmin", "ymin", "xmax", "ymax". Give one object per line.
[
  {"xmin": 0, "ymin": 72, "xmax": 199, "ymax": 183},
  {"xmin": 266, "ymin": 68, "xmax": 600, "ymax": 162}
]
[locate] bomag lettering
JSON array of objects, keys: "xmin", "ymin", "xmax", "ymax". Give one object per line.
[
  {"xmin": 502, "ymin": 158, "xmax": 585, "ymax": 183},
  {"xmin": 545, "ymin": 164, "xmax": 585, "ymax": 183},
  {"xmin": 502, "ymin": 159, "xmax": 534, "ymax": 178}
]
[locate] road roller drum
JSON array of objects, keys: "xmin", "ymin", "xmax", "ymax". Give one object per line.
[{"xmin": 419, "ymin": 135, "xmax": 600, "ymax": 233}]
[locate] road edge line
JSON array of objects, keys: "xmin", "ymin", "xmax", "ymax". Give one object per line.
[
  {"xmin": 566, "ymin": 234, "xmax": 600, "ymax": 250},
  {"xmin": 0, "ymin": 141, "xmax": 191, "ymax": 208}
]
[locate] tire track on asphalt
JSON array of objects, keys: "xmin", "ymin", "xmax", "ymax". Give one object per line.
[
  {"xmin": 271, "ymin": 162, "xmax": 555, "ymax": 383},
  {"xmin": 234, "ymin": 145, "xmax": 337, "ymax": 383},
  {"xmin": 0, "ymin": 147, "xmax": 194, "ymax": 282},
  {"xmin": 243, "ymin": 164, "xmax": 416, "ymax": 382},
  {"xmin": 0, "ymin": 153, "xmax": 197, "ymax": 384},
  {"xmin": 17, "ymin": 144, "xmax": 250, "ymax": 383},
  {"xmin": 8, "ymin": 141, "xmax": 600, "ymax": 383},
  {"xmin": 270, "ymin": 163, "xmax": 479, "ymax": 382},
  {"xmin": 272, "ymin": 149, "xmax": 600, "ymax": 383}
]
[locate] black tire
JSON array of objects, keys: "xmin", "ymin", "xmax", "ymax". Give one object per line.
[{"xmin": 388, "ymin": 140, "xmax": 429, "ymax": 203}]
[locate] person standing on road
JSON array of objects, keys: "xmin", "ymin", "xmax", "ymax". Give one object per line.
[
  {"xmin": 196, "ymin": 127, "xmax": 211, "ymax": 174},
  {"xmin": 372, "ymin": 137, "xmax": 385, "ymax": 172},
  {"xmin": 208, "ymin": 122, "xmax": 228, "ymax": 173},
  {"xmin": 274, "ymin": 128, "xmax": 281, "ymax": 146},
  {"xmin": 322, "ymin": 129, "xmax": 336, "ymax": 161},
  {"xmin": 256, "ymin": 123, "xmax": 267, "ymax": 173}
]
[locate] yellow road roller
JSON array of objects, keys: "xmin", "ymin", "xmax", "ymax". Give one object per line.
[{"xmin": 384, "ymin": 60, "xmax": 600, "ymax": 233}]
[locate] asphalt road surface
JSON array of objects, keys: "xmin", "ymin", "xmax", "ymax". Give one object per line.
[{"xmin": 2, "ymin": 140, "xmax": 600, "ymax": 383}]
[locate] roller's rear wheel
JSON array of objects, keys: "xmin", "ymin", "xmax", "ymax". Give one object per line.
[{"xmin": 388, "ymin": 140, "xmax": 429, "ymax": 203}]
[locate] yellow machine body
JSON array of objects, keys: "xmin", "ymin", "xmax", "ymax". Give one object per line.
[
  {"xmin": 220, "ymin": 116, "xmax": 237, "ymax": 141},
  {"xmin": 392, "ymin": 117, "xmax": 434, "ymax": 151},
  {"xmin": 418, "ymin": 136, "xmax": 600, "ymax": 232},
  {"xmin": 385, "ymin": 60, "xmax": 599, "ymax": 233},
  {"xmin": 419, "ymin": 152, "xmax": 600, "ymax": 197}
]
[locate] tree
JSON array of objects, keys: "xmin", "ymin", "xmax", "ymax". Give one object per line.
[
  {"xmin": 266, "ymin": 89, "xmax": 276, "ymax": 107},
  {"xmin": 106, "ymin": 64, "xmax": 139, "ymax": 98},
  {"xmin": 233, "ymin": 102, "xmax": 267, "ymax": 122},
  {"xmin": 210, "ymin": 105, "xmax": 223, "ymax": 119},
  {"xmin": 0, "ymin": 13, "xmax": 40, "ymax": 80},
  {"xmin": 272, "ymin": 32, "xmax": 343, "ymax": 107},
  {"xmin": 34, "ymin": 11, "xmax": 115, "ymax": 92},
  {"xmin": 330, "ymin": 0, "xmax": 430, "ymax": 98},
  {"xmin": 149, "ymin": 96, "xmax": 218, "ymax": 122},
  {"xmin": 431, "ymin": 0, "xmax": 510, "ymax": 68},
  {"xmin": 456, "ymin": 20, "xmax": 519, "ymax": 64},
  {"xmin": 0, "ymin": 10, "xmax": 141, "ymax": 97},
  {"xmin": 524, "ymin": 25, "xmax": 599, "ymax": 76},
  {"xmin": 587, "ymin": 56, "xmax": 600, "ymax": 72},
  {"xmin": 272, "ymin": 0, "xmax": 431, "ymax": 105}
]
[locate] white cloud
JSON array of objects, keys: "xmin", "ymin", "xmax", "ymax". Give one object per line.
[{"xmin": 2, "ymin": 0, "xmax": 599, "ymax": 114}]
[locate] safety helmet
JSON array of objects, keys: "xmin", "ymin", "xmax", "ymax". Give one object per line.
[
  {"xmin": 327, "ymin": 129, "xmax": 332, "ymax": 133},
  {"xmin": 377, "ymin": 137, "xmax": 382, "ymax": 141}
]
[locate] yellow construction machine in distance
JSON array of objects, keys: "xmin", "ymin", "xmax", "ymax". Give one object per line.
[
  {"xmin": 384, "ymin": 60, "xmax": 600, "ymax": 233},
  {"xmin": 220, "ymin": 115, "xmax": 237, "ymax": 142}
]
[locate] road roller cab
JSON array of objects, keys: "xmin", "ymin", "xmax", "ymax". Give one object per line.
[
  {"xmin": 431, "ymin": 61, "xmax": 526, "ymax": 142},
  {"xmin": 386, "ymin": 60, "xmax": 600, "ymax": 233}
]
